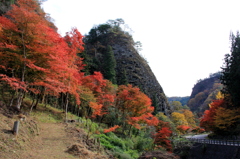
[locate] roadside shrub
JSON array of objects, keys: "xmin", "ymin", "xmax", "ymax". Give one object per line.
[{"xmin": 95, "ymin": 132, "xmax": 139, "ymax": 158}]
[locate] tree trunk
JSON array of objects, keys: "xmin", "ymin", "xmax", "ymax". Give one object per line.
[
  {"xmin": 16, "ymin": 30, "xmax": 27, "ymax": 110},
  {"xmin": 61, "ymin": 93, "xmax": 65, "ymax": 111},
  {"xmin": 9, "ymin": 90, "xmax": 16, "ymax": 107},
  {"xmin": 16, "ymin": 90, "xmax": 24, "ymax": 110},
  {"xmin": 33, "ymin": 94, "xmax": 40, "ymax": 110},
  {"xmin": 41, "ymin": 87, "xmax": 46, "ymax": 104},
  {"xmin": 65, "ymin": 93, "xmax": 69, "ymax": 122}
]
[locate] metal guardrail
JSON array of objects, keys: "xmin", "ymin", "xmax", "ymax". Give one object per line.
[{"xmin": 187, "ymin": 138, "xmax": 240, "ymax": 146}]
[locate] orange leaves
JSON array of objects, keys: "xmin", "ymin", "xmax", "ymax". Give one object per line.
[
  {"xmin": 116, "ymin": 84, "xmax": 158, "ymax": 129},
  {"xmin": 89, "ymin": 102, "xmax": 105, "ymax": 118},
  {"xmin": 103, "ymin": 125, "xmax": 120, "ymax": 133},
  {"xmin": 26, "ymin": 63, "xmax": 47, "ymax": 72},
  {"xmin": 64, "ymin": 28, "xmax": 84, "ymax": 54},
  {"xmin": 82, "ymin": 72, "xmax": 116, "ymax": 118},
  {"xmin": 0, "ymin": 0, "xmax": 86, "ymax": 109},
  {"xmin": 116, "ymin": 84, "xmax": 152, "ymax": 115},
  {"xmin": 177, "ymin": 125, "xmax": 191, "ymax": 134},
  {"xmin": 0, "ymin": 0, "xmax": 52, "ymax": 92},
  {"xmin": 0, "ymin": 16, "xmax": 18, "ymax": 32},
  {"xmin": 158, "ymin": 127, "xmax": 172, "ymax": 138},
  {"xmin": 82, "ymin": 72, "xmax": 106, "ymax": 94},
  {"xmin": 191, "ymin": 126, "xmax": 205, "ymax": 133},
  {"xmin": 7, "ymin": 0, "xmax": 43, "ymax": 28},
  {"xmin": 0, "ymin": 74, "xmax": 26, "ymax": 91},
  {"xmin": 128, "ymin": 113, "xmax": 159, "ymax": 129},
  {"xmin": 200, "ymin": 99, "xmax": 224, "ymax": 131},
  {"xmin": 0, "ymin": 23, "xmax": 2, "ymax": 33}
]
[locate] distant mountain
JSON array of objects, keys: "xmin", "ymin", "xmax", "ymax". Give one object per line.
[
  {"xmin": 167, "ymin": 96, "xmax": 190, "ymax": 106},
  {"xmin": 187, "ymin": 72, "xmax": 223, "ymax": 113}
]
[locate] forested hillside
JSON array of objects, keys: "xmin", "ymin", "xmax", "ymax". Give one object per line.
[{"xmin": 187, "ymin": 72, "xmax": 223, "ymax": 113}]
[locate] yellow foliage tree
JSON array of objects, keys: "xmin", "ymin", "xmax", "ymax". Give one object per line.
[
  {"xmin": 214, "ymin": 107, "xmax": 240, "ymax": 130},
  {"xmin": 182, "ymin": 109, "xmax": 196, "ymax": 127},
  {"xmin": 171, "ymin": 112, "xmax": 188, "ymax": 126},
  {"xmin": 215, "ymin": 91, "xmax": 224, "ymax": 100}
]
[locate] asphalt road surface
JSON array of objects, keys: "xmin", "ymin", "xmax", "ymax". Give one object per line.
[{"xmin": 185, "ymin": 134, "xmax": 208, "ymax": 139}]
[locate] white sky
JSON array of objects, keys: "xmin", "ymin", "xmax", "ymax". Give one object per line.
[{"xmin": 42, "ymin": 0, "xmax": 240, "ymax": 97}]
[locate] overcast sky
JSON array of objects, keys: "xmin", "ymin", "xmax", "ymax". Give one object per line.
[{"xmin": 42, "ymin": 0, "xmax": 240, "ymax": 97}]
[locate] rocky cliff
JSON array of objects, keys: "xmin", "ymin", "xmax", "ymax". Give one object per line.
[
  {"xmin": 187, "ymin": 72, "xmax": 223, "ymax": 113},
  {"xmin": 83, "ymin": 22, "xmax": 170, "ymax": 115},
  {"xmin": 0, "ymin": 1, "xmax": 12, "ymax": 15},
  {"xmin": 112, "ymin": 43, "xmax": 170, "ymax": 115}
]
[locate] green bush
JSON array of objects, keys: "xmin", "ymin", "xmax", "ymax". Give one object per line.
[
  {"xmin": 124, "ymin": 149, "xmax": 139, "ymax": 159},
  {"xmin": 114, "ymin": 152, "xmax": 132, "ymax": 159},
  {"xmin": 95, "ymin": 132, "xmax": 139, "ymax": 158},
  {"xmin": 123, "ymin": 139, "xmax": 134, "ymax": 150}
]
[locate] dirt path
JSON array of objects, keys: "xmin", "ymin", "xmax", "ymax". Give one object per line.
[{"xmin": 20, "ymin": 122, "xmax": 77, "ymax": 159}]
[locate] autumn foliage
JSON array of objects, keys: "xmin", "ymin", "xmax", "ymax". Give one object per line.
[
  {"xmin": 0, "ymin": 0, "xmax": 85, "ymax": 109},
  {"xmin": 177, "ymin": 125, "xmax": 191, "ymax": 134},
  {"xmin": 82, "ymin": 72, "xmax": 115, "ymax": 118},
  {"xmin": 154, "ymin": 120, "xmax": 172, "ymax": 152},
  {"xmin": 200, "ymin": 99, "xmax": 240, "ymax": 135},
  {"xmin": 200, "ymin": 99, "xmax": 224, "ymax": 132},
  {"xmin": 116, "ymin": 84, "xmax": 159, "ymax": 129},
  {"xmin": 103, "ymin": 125, "xmax": 120, "ymax": 133}
]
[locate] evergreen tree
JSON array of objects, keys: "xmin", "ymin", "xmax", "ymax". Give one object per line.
[
  {"xmin": 152, "ymin": 94, "xmax": 158, "ymax": 115},
  {"xmin": 103, "ymin": 45, "xmax": 116, "ymax": 84},
  {"xmin": 221, "ymin": 32, "xmax": 240, "ymax": 107},
  {"xmin": 118, "ymin": 68, "xmax": 128, "ymax": 85},
  {"xmin": 78, "ymin": 51, "xmax": 101, "ymax": 75}
]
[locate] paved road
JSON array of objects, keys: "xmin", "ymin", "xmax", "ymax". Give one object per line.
[{"xmin": 185, "ymin": 134, "xmax": 208, "ymax": 139}]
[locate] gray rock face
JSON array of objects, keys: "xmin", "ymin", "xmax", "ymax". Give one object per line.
[
  {"xmin": 0, "ymin": 1, "xmax": 12, "ymax": 15},
  {"xmin": 112, "ymin": 43, "xmax": 170, "ymax": 115},
  {"xmin": 84, "ymin": 29, "xmax": 170, "ymax": 115}
]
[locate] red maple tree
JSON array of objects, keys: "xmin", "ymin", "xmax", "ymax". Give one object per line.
[
  {"xmin": 154, "ymin": 120, "xmax": 172, "ymax": 152},
  {"xmin": 200, "ymin": 99, "xmax": 224, "ymax": 131},
  {"xmin": 116, "ymin": 84, "xmax": 158, "ymax": 129}
]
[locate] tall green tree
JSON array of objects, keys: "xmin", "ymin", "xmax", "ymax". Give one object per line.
[
  {"xmin": 221, "ymin": 32, "xmax": 240, "ymax": 107},
  {"xmin": 118, "ymin": 68, "xmax": 128, "ymax": 85},
  {"xmin": 103, "ymin": 45, "xmax": 116, "ymax": 84},
  {"xmin": 152, "ymin": 94, "xmax": 158, "ymax": 115}
]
